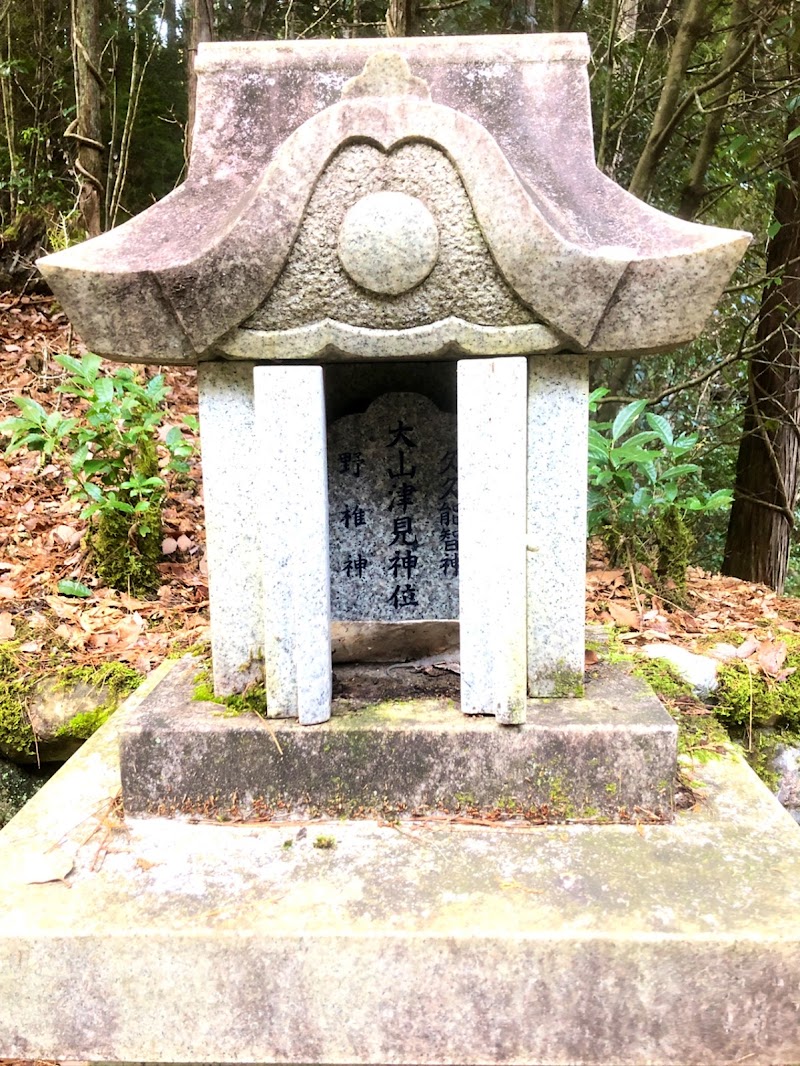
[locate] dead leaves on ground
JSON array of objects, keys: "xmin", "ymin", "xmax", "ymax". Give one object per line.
[
  {"xmin": 0, "ymin": 294, "xmax": 208, "ymax": 672},
  {"xmin": 587, "ymin": 548, "xmax": 800, "ymax": 689}
]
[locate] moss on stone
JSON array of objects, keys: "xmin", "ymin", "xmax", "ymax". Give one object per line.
[
  {"xmin": 715, "ymin": 655, "xmax": 800, "ymax": 731},
  {"xmin": 633, "ymin": 657, "xmax": 693, "ymax": 700},
  {"xmin": 0, "ymin": 644, "xmax": 37, "ymax": 759},
  {"xmin": 192, "ymin": 668, "xmax": 267, "ymax": 718},
  {"xmin": 53, "ymin": 663, "xmax": 141, "ymax": 740},
  {"xmin": 0, "ymin": 648, "xmax": 141, "ymax": 759}
]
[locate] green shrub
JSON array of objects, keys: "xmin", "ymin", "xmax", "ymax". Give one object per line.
[
  {"xmin": 0, "ymin": 352, "xmax": 195, "ymax": 596},
  {"xmin": 588, "ymin": 393, "xmax": 731, "ymax": 596}
]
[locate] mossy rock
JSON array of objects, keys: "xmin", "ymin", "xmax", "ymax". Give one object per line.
[
  {"xmin": 0, "ymin": 649, "xmax": 141, "ymax": 765},
  {"xmin": 715, "ymin": 658, "xmax": 800, "ymax": 731}
]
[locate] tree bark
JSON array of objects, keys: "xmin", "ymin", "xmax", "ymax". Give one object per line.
[
  {"xmin": 163, "ymin": 0, "xmax": 177, "ymax": 49},
  {"xmin": 627, "ymin": 0, "xmax": 708, "ymax": 201},
  {"xmin": 71, "ymin": 0, "xmax": 104, "ymax": 237},
  {"xmin": 186, "ymin": 0, "xmax": 213, "ymax": 162},
  {"xmin": 722, "ymin": 108, "xmax": 800, "ymax": 593},
  {"xmin": 386, "ymin": 0, "xmax": 416, "ymax": 37}
]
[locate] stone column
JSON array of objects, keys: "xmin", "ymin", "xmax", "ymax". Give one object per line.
[
  {"xmin": 253, "ymin": 365, "xmax": 332, "ymax": 724},
  {"xmin": 197, "ymin": 362, "xmax": 263, "ymax": 696},
  {"xmin": 458, "ymin": 357, "xmax": 528, "ymax": 723},
  {"xmin": 526, "ymin": 355, "xmax": 589, "ymax": 697}
]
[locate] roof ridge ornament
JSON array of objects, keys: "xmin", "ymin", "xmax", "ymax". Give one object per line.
[{"xmin": 341, "ymin": 51, "xmax": 431, "ymax": 101}]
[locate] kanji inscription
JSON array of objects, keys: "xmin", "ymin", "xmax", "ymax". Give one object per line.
[{"xmin": 328, "ymin": 393, "xmax": 458, "ymax": 621}]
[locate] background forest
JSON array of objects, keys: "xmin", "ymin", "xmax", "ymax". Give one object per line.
[{"xmin": 1, "ymin": 0, "xmax": 799, "ymax": 592}]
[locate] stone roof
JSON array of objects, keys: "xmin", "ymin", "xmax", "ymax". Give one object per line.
[{"xmin": 39, "ymin": 35, "xmax": 749, "ymax": 365}]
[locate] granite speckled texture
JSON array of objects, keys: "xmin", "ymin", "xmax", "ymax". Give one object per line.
[
  {"xmin": 458, "ymin": 358, "xmax": 527, "ymax": 722},
  {"xmin": 527, "ymin": 355, "xmax": 589, "ymax": 696},
  {"xmin": 338, "ymin": 190, "xmax": 440, "ymax": 295},
  {"xmin": 197, "ymin": 363, "xmax": 263, "ymax": 696},
  {"xmin": 219, "ymin": 317, "xmax": 561, "ymax": 362},
  {"xmin": 37, "ymin": 36, "xmax": 749, "ymax": 363},
  {"xmin": 327, "ymin": 392, "xmax": 457, "ymax": 622},
  {"xmin": 254, "ymin": 366, "xmax": 331, "ymax": 723},
  {"xmin": 245, "ymin": 141, "xmax": 535, "ymax": 331}
]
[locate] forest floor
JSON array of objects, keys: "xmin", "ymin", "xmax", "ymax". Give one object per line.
[{"xmin": 1, "ymin": 291, "xmax": 799, "ymax": 687}]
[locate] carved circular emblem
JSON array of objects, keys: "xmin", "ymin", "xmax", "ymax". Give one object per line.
[{"xmin": 338, "ymin": 191, "xmax": 439, "ymax": 296}]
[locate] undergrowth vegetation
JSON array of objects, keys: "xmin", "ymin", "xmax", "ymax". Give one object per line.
[{"xmin": 0, "ymin": 352, "xmax": 195, "ymax": 597}]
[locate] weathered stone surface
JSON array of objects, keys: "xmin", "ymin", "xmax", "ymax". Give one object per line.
[
  {"xmin": 527, "ymin": 355, "xmax": 589, "ymax": 696},
  {"xmin": 220, "ymin": 316, "xmax": 560, "ymax": 362},
  {"xmin": 254, "ymin": 366, "xmax": 331, "ymax": 724},
  {"xmin": 642, "ymin": 642, "xmax": 720, "ymax": 698},
  {"xmin": 338, "ymin": 190, "xmax": 440, "ymax": 295},
  {"xmin": 118, "ymin": 656, "xmax": 675, "ymax": 817},
  {"xmin": 330, "ymin": 620, "xmax": 458, "ymax": 663},
  {"xmin": 245, "ymin": 141, "xmax": 535, "ymax": 331},
  {"xmin": 458, "ymin": 358, "xmax": 527, "ymax": 721},
  {"xmin": 328, "ymin": 392, "xmax": 458, "ymax": 622},
  {"xmin": 38, "ymin": 37, "xmax": 749, "ymax": 364},
  {"xmin": 2, "ymin": 664, "xmax": 800, "ymax": 1065},
  {"xmin": 197, "ymin": 363, "xmax": 264, "ymax": 697}
]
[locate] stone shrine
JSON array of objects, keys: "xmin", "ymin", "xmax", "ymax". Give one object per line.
[
  {"xmin": 5, "ymin": 32, "xmax": 800, "ymax": 1066},
  {"xmin": 38, "ymin": 36, "xmax": 748, "ymax": 734}
]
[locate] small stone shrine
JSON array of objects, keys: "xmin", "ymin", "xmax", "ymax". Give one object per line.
[
  {"xmin": 7, "ymin": 33, "xmax": 800, "ymax": 1066},
  {"xmin": 39, "ymin": 34, "xmax": 748, "ymax": 742}
]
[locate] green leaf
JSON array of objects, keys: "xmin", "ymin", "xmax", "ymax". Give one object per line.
[
  {"xmin": 94, "ymin": 377, "xmax": 114, "ymax": 404},
  {"xmin": 611, "ymin": 400, "xmax": 647, "ymax": 442},
  {"xmin": 13, "ymin": 396, "xmax": 47, "ymax": 425},
  {"xmin": 660, "ymin": 463, "xmax": 701, "ymax": 481},
  {"xmin": 57, "ymin": 579, "xmax": 92, "ymax": 598},
  {"xmin": 645, "ymin": 412, "xmax": 673, "ymax": 446}
]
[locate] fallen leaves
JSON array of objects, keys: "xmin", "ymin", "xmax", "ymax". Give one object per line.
[{"xmin": 0, "ymin": 295, "xmax": 206, "ymax": 671}]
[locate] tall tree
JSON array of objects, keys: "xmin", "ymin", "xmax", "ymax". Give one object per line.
[
  {"xmin": 186, "ymin": 0, "xmax": 214, "ymax": 160},
  {"xmin": 386, "ymin": 0, "xmax": 416, "ymax": 36},
  {"xmin": 70, "ymin": 0, "xmax": 104, "ymax": 236},
  {"xmin": 723, "ymin": 102, "xmax": 800, "ymax": 592}
]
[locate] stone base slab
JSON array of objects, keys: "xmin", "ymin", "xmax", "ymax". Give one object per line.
[
  {"xmin": 118, "ymin": 657, "xmax": 676, "ymax": 819},
  {"xmin": 1, "ymin": 664, "xmax": 800, "ymax": 1064}
]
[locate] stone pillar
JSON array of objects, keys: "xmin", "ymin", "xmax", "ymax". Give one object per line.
[
  {"xmin": 458, "ymin": 357, "xmax": 528, "ymax": 723},
  {"xmin": 197, "ymin": 362, "xmax": 263, "ymax": 696},
  {"xmin": 526, "ymin": 355, "xmax": 589, "ymax": 697},
  {"xmin": 253, "ymin": 365, "xmax": 332, "ymax": 724}
]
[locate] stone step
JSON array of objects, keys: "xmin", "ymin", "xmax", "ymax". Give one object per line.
[
  {"xmin": 119, "ymin": 656, "xmax": 677, "ymax": 820},
  {"xmin": 2, "ymin": 662, "xmax": 800, "ymax": 1065}
]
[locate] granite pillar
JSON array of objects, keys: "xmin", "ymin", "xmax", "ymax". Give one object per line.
[
  {"xmin": 197, "ymin": 362, "xmax": 263, "ymax": 696},
  {"xmin": 458, "ymin": 358, "xmax": 527, "ymax": 722},
  {"xmin": 253, "ymin": 365, "xmax": 332, "ymax": 723},
  {"xmin": 527, "ymin": 355, "xmax": 589, "ymax": 697}
]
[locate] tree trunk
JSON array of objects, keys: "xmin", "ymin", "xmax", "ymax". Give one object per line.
[
  {"xmin": 722, "ymin": 108, "xmax": 800, "ymax": 593},
  {"xmin": 627, "ymin": 0, "xmax": 708, "ymax": 201},
  {"xmin": 386, "ymin": 0, "xmax": 416, "ymax": 37},
  {"xmin": 186, "ymin": 0, "xmax": 213, "ymax": 162},
  {"xmin": 552, "ymin": 0, "xmax": 570, "ymax": 31},
  {"xmin": 163, "ymin": 0, "xmax": 177, "ymax": 49},
  {"xmin": 71, "ymin": 0, "xmax": 104, "ymax": 237},
  {"xmin": 678, "ymin": 0, "xmax": 756, "ymax": 220}
]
